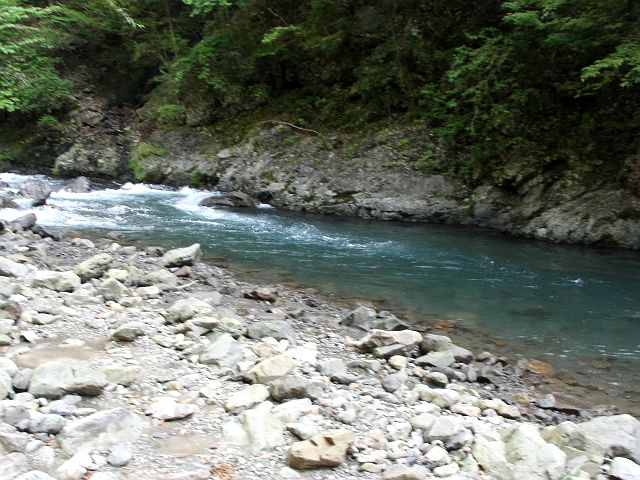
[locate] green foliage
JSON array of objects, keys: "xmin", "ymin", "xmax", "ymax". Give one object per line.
[
  {"xmin": 156, "ymin": 104, "xmax": 186, "ymax": 126},
  {"xmin": 129, "ymin": 143, "xmax": 168, "ymax": 181},
  {"xmin": 37, "ymin": 115, "xmax": 61, "ymax": 130}
]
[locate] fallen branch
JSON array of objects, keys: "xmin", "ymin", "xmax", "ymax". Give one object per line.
[{"xmin": 257, "ymin": 120, "xmax": 330, "ymax": 148}]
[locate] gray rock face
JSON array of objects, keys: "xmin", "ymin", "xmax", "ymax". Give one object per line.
[
  {"xmin": 0, "ymin": 257, "xmax": 29, "ymax": 278},
  {"xmin": 8, "ymin": 214, "xmax": 37, "ymax": 232},
  {"xmin": 29, "ymin": 361, "xmax": 108, "ymax": 398},
  {"xmin": 32, "ymin": 270, "xmax": 81, "ymax": 292},
  {"xmin": 247, "ymin": 320, "xmax": 297, "ymax": 344},
  {"xmin": 0, "ymin": 452, "xmax": 28, "ymax": 479},
  {"xmin": 27, "ymin": 414, "xmax": 65, "ymax": 434},
  {"xmin": 74, "ymin": 253, "xmax": 113, "ymax": 281},
  {"xmin": 162, "ymin": 243, "xmax": 202, "ymax": 267},
  {"xmin": 341, "ymin": 306, "xmax": 409, "ymax": 331},
  {"xmin": 59, "ymin": 408, "xmax": 143, "ymax": 455}
]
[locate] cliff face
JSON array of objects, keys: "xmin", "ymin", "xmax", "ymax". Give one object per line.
[{"xmin": 51, "ymin": 118, "xmax": 640, "ymax": 249}]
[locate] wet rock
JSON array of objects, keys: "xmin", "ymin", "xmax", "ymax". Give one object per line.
[
  {"xmin": 199, "ymin": 191, "xmax": 258, "ymax": 209},
  {"xmin": 162, "ymin": 243, "xmax": 202, "ymax": 267},
  {"xmin": 0, "ymin": 257, "xmax": 29, "ymax": 278},
  {"xmin": 247, "ymin": 320, "xmax": 296, "ymax": 344},
  {"xmin": 29, "ymin": 360, "xmax": 108, "ymax": 398},
  {"xmin": 63, "ymin": 177, "xmax": 91, "ymax": 193},
  {"xmin": 32, "ymin": 270, "xmax": 81, "ymax": 292},
  {"xmin": 59, "ymin": 408, "xmax": 143, "ymax": 455},
  {"xmin": 287, "ymin": 429, "xmax": 354, "ymax": 470},
  {"xmin": 244, "ymin": 354, "xmax": 298, "ymax": 384},
  {"xmin": 74, "ymin": 253, "xmax": 113, "ymax": 282},
  {"xmin": 147, "ymin": 397, "xmax": 197, "ymax": 421},
  {"xmin": 225, "ymin": 385, "xmax": 270, "ymax": 414},
  {"xmin": 18, "ymin": 181, "xmax": 52, "ymax": 206}
]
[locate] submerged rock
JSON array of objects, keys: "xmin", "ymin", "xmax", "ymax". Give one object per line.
[
  {"xmin": 63, "ymin": 177, "xmax": 91, "ymax": 193},
  {"xmin": 199, "ymin": 191, "xmax": 258, "ymax": 209}
]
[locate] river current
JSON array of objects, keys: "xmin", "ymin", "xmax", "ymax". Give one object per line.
[{"xmin": 2, "ymin": 173, "xmax": 639, "ymax": 410}]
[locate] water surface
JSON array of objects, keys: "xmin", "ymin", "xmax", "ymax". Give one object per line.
[{"xmin": 2, "ymin": 173, "xmax": 639, "ymax": 409}]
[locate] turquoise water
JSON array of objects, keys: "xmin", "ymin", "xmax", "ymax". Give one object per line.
[{"xmin": 2, "ymin": 174, "xmax": 639, "ymax": 408}]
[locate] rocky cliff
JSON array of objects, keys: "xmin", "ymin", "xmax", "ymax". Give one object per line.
[{"xmin": 52, "ymin": 120, "xmax": 640, "ymax": 249}]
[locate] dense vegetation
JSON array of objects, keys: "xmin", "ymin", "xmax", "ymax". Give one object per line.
[{"xmin": 1, "ymin": 0, "xmax": 639, "ymax": 185}]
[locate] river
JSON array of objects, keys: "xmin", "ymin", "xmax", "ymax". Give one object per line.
[{"xmin": 2, "ymin": 173, "xmax": 639, "ymax": 411}]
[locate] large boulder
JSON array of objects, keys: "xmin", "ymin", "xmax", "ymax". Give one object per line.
[
  {"xmin": 199, "ymin": 192, "xmax": 258, "ymax": 209},
  {"xmin": 287, "ymin": 429, "xmax": 354, "ymax": 470},
  {"xmin": 575, "ymin": 414, "xmax": 640, "ymax": 463},
  {"xmin": 8, "ymin": 214, "xmax": 37, "ymax": 232},
  {"xmin": 29, "ymin": 360, "xmax": 108, "ymax": 398},
  {"xmin": 74, "ymin": 253, "xmax": 113, "ymax": 282},
  {"xmin": 352, "ymin": 329, "xmax": 422, "ymax": 358},
  {"xmin": 341, "ymin": 306, "xmax": 410, "ymax": 331},
  {"xmin": 59, "ymin": 408, "xmax": 143, "ymax": 455},
  {"xmin": 162, "ymin": 243, "xmax": 202, "ymax": 267},
  {"xmin": 32, "ymin": 271, "xmax": 81, "ymax": 292},
  {"xmin": 18, "ymin": 181, "xmax": 52, "ymax": 206},
  {"xmin": 473, "ymin": 424, "xmax": 566, "ymax": 480}
]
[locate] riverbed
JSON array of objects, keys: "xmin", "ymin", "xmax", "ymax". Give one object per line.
[{"xmin": 2, "ymin": 173, "xmax": 639, "ymax": 411}]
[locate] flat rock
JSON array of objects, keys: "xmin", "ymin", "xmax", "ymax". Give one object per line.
[
  {"xmin": 162, "ymin": 244, "xmax": 202, "ymax": 267},
  {"xmin": 0, "ymin": 257, "xmax": 29, "ymax": 278},
  {"xmin": 222, "ymin": 407, "xmax": 284, "ymax": 451},
  {"xmin": 59, "ymin": 408, "xmax": 143, "ymax": 455},
  {"xmin": 147, "ymin": 397, "xmax": 197, "ymax": 421},
  {"xmin": 288, "ymin": 429, "xmax": 354, "ymax": 470},
  {"xmin": 245, "ymin": 354, "xmax": 298, "ymax": 384},
  {"xmin": 32, "ymin": 271, "xmax": 81, "ymax": 292},
  {"xmin": 247, "ymin": 320, "xmax": 296, "ymax": 344},
  {"xmin": 29, "ymin": 360, "xmax": 108, "ymax": 398},
  {"xmin": 609, "ymin": 457, "xmax": 640, "ymax": 480},
  {"xmin": 225, "ymin": 385, "xmax": 270, "ymax": 413}
]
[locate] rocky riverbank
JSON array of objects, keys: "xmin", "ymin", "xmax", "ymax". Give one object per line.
[{"xmin": 1, "ymin": 218, "xmax": 640, "ymax": 480}]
